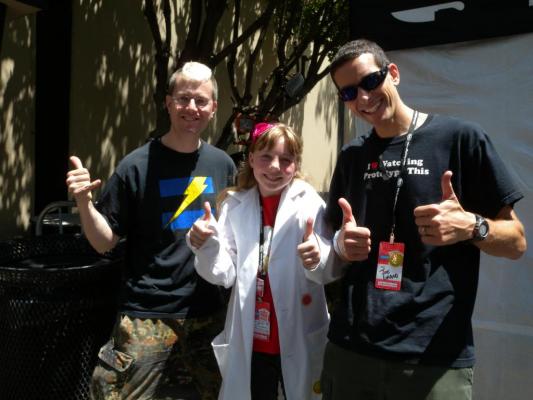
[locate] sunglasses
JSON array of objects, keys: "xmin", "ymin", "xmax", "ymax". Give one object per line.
[{"xmin": 338, "ymin": 65, "xmax": 389, "ymax": 102}]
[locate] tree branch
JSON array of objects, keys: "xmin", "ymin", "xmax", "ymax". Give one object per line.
[
  {"xmin": 211, "ymin": 1, "xmax": 276, "ymax": 66},
  {"xmin": 179, "ymin": 0, "xmax": 203, "ymax": 64},
  {"xmin": 144, "ymin": 0, "xmax": 171, "ymax": 136},
  {"xmin": 199, "ymin": 0, "xmax": 227, "ymax": 64},
  {"xmin": 226, "ymin": 0, "xmax": 243, "ymax": 104}
]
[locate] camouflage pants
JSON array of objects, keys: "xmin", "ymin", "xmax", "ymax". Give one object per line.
[{"xmin": 90, "ymin": 312, "xmax": 224, "ymax": 400}]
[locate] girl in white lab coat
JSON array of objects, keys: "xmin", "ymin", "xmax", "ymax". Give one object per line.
[{"xmin": 187, "ymin": 122, "xmax": 331, "ymax": 400}]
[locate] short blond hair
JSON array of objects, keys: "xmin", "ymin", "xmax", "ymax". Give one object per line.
[{"xmin": 167, "ymin": 61, "xmax": 218, "ymax": 100}]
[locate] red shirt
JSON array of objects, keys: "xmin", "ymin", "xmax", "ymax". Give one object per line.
[{"xmin": 253, "ymin": 194, "xmax": 281, "ymax": 354}]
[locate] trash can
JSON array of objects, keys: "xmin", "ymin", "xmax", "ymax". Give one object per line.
[{"xmin": 0, "ymin": 234, "xmax": 123, "ymax": 400}]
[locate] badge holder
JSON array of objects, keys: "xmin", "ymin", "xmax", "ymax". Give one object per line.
[
  {"xmin": 376, "ymin": 235, "xmax": 405, "ymax": 291},
  {"xmin": 254, "ymin": 200, "xmax": 273, "ymax": 342},
  {"xmin": 374, "ymin": 110, "xmax": 418, "ymax": 291}
]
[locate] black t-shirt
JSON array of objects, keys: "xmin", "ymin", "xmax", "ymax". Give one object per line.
[
  {"xmin": 97, "ymin": 139, "xmax": 236, "ymax": 318},
  {"xmin": 326, "ymin": 114, "xmax": 523, "ymax": 367}
]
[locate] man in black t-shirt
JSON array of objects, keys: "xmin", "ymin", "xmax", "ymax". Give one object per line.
[
  {"xmin": 311, "ymin": 39, "xmax": 527, "ymax": 400},
  {"xmin": 67, "ymin": 62, "xmax": 236, "ymax": 400}
]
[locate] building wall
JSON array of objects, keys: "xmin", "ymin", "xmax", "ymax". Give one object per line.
[
  {"xmin": 287, "ymin": 77, "xmax": 339, "ymax": 193},
  {"xmin": 68, "ymin": 0, "xmax": 158, "ymax": 192},
  {"xmin": 0, "ymin": 0, "xmax": 340, "ymax": 239},
  {"xmin": 0, "ymin": 14, "xmax": 35, "ymax": 239}
]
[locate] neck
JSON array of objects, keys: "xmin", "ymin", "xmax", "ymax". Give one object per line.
[
  {"xmin": 161, "ymin": 130, "xmax": 201, "ymax": 153},
  {"xmin": 374, "ymin": 105, "xmax": 418, "ymax": 138}
]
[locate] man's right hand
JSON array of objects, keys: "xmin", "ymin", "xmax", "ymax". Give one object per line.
[
  {"xmin": 337, "ymin": 197, "xmax": 371, "ymax": 261},
  {"xmin": 65, "ymin": 156, "xmax": 119, "ymax": 254},
  {"xmin": 66, "ymin": 156, "xmax": 101, "ymax": 202}
]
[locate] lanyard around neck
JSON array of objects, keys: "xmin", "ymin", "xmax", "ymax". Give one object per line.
[
  {"xmin": 389, "ymin": 110, "xmax": 419, "ymax": 243},
  {"xmin": 258, "ymin": 199, "xmax": 274, "ymax": 276}
]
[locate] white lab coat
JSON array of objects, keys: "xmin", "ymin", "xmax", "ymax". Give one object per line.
[{"xmin": 189, "ymin": 179, "xmax": 331, "ymax": 400}]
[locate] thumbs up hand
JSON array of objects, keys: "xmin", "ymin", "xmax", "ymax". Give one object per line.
[
  {"xmin": 187, "ymin": 201, "xmax": 215, "ymax": 249},
  {"xmin": 413, "ymin": 170, "xmax": 475, "ymax": 245},
  {"xmin": 66, "ymin": 156, "xmax": 101, "ymax": 203},
  {"xmin": 297, "ymin": 217, "xmax": 321, "ymax": 270},
  {"xmin": 440, "ymin": 169, "xmax": 458, "ymax": 202},
  {"xmin": 337, "ymin": 198, "xmax": 371, "ymax": 261}
]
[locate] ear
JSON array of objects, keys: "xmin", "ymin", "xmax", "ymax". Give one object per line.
[
  {"xmin": 248, "ymin": 151, "xmax": 255, "ymax": 168},
  {"xmin": 165, "ymin": 95, "xmax": 174, "ymax": 112},
  {"xmin": 388, "ymin": 63, "xmax": 400, "ymax": 85},
  {"xmin": 211, "ymin": 100, "xmax": 218, "ymax": 116}
]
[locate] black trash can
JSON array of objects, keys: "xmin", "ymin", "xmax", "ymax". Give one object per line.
[{"xmin": 0, "ymin": 234, "xmax": 123, "ymax": 400}]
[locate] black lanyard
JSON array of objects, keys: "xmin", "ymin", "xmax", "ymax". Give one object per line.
[
  {"xmin": 258, "ymin": 200, "xmax": 274, "ymax": 276},
  {"xmin": 389, "ymin": 110, "xmax": 419, "ymax": 243}
]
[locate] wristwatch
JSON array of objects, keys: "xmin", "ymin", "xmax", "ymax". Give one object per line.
[{"xmin": 472, "ymin": 214, "xmax": 489, "ymax": 241}]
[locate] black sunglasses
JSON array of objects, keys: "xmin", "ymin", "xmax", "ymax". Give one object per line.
[{"xmin": 338, "ymin": 65, "xmax": 389, "ymax": 102}]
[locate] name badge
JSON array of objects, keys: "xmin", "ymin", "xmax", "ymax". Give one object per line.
[
  {"xmin": 254, "ymin": 301, "xmax": 271, "ymax": 342},
  {"xmin": 375, "ymin": 241, "xmax": 405, "ymax": 291}
]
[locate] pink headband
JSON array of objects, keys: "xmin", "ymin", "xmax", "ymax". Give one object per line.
[{"xmin": 250, "ymin": 122, "xmax": 275, "ymax": 144}]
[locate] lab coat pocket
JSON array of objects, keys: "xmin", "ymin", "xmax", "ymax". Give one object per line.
[
  {"xmin": 307, "ymin": 323, "xmax": 329, "ymax": 397},
  {"xmin": 211, "ymin": 331, "xmax": 230, "ymax": 378}
]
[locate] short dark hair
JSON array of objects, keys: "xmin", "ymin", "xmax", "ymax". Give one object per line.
[{"xmin": 330, "ymin": 39, "xmax": 390, "ymax": 78}]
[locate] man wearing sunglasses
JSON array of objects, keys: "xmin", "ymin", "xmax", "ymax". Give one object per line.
[{"xmin": 309, "ymin": 39, "xmax": 526, "ymax": 399}]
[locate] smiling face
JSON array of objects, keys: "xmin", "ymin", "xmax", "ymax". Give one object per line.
[
  {"xmin": 333, "ymin": 53, "xmax": 403, "ymax": 137},
  {"xmin": 249, "ymin": 136, "xmax": 297, "ymax": 197},
  {"xmin": 165, "ymin": 77, "xmax": 217, "ymax": 139}
]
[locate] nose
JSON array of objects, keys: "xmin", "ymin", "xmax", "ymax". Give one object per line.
[
  {"xmin": 185, "ymin": 98, "xmax": 199, "ymax": 111},
  {"xmin": 357, "ymin": 87, "xmax": 371, "ymax": 100},
  {"xmin": 269, "ymin": 156, "xmax": 280, "ymax": 170}
]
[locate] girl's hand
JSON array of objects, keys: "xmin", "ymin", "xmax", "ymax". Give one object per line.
[
  {"xmin": 297, "ymin": 217, "xmax": 321, "ymax": 270},
  {"xmin": 187, "ymin": 202, "xmax": 215, "ymax": 249}
]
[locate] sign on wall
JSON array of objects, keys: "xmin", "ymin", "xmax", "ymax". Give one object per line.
[{"xmin": 350, "ymin": 0, "xmax": 533, "ymax": 50}]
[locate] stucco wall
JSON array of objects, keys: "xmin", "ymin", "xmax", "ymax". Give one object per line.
[
  {"xmin": 0, "ymin": 14, "xmax": 35, "ymax": 239},
  {"xmin": 69, "ymin": 0, "xmax": 157, "ymax": 192},
  {"xmin": 0, "ymin": 0, "xmax": 340, "ymax": 237}
]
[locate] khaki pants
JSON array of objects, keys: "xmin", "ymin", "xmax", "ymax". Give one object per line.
[
  {"xmin": 91, "ymin": 312, "xmax": 224, "ymax": 400},
  {"xmin": 321, "ymin": 342, "xmax": 473, "ymax": 400}
]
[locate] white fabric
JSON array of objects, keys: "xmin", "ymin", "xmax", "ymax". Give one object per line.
[{"xmin": 189, "ymin": 179, "xmax": 331, "ymax": 400}]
